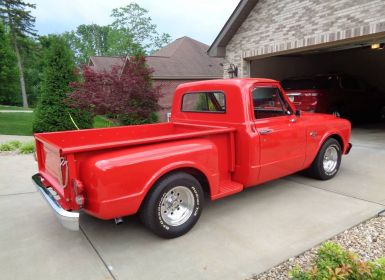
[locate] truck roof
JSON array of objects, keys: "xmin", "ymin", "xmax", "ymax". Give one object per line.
[{"xmin": 176, "ymin": 78, "xmax": 279, "ymax": 91}]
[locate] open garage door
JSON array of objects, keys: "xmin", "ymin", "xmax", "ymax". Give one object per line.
[{"xmin": 250, "ymin": 41, "xmax": 385, "ymax": 123}]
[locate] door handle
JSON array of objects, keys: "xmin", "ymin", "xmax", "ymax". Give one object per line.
[{"xmin": 259, "ymin": 129, "xmax": 273, "ymax": 135}]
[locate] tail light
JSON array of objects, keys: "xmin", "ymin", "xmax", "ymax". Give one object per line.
[{"xmin": 72, "ymin": 179, "xmax": 85, "ymax": 206}]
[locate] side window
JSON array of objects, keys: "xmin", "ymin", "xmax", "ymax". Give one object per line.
[
  {"xmin": 252, "ymin": 87, "xmax": 291, "ymax": 119},
  {"xmin": 182, "ymin": 92, "xmax": 225, "ymax": 113}
]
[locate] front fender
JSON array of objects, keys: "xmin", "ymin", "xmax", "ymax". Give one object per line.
[{"xmin": 79, "ymin": 138, "xmax": 219, "ymax": 219}]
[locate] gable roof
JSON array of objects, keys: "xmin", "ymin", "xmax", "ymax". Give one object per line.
[
  {"xmin": 88, "ymin": 37, "xmax": 224, "ymax": 79},
  {"xmin": 146, "ymin": 36, "xmax": 224, "ymax": 79},
  {"xmin": 208, "ymin": 0, "xmax": 258, "ymax": 57},
  {"xmin": 88, "ymin": 56, "xmax": 126, "ymax": 72}
]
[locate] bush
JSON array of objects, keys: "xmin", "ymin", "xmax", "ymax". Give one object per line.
[
  {"xmin": 8, "ymin": 140, "xmax": 22, "ymax": 149},
  {"xmin": 33, "ymin": 35, "xmax": 93, "ymax": 133},
  {"xmin": 0, "ymin": 143, "xmax": 13, "ymax": 151},
  {"xmin": 0, "ymin": 140, "xmax": 35, "ymax": 154},
  {"xmin": 19, "ymin": 141, "xmax": 35, "ymax": 154},
  {"xmin": 69, "ymin": 55, "xmax": 161, "ymax": 126},
  {"xmin": 289, "ymin": 242, "xmax": 385, "ymax": 280}
]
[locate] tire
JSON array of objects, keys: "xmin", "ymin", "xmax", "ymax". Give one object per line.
[
  {"xmin": 308, "ymin": 138, "xmax": 342, "ymax": 180},
  {"xmin": 140, "ymin": 172, "xmax": 204, "ymax": 239}
]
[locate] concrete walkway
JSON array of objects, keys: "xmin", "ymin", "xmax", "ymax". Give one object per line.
[
  {"xmin": 0, "ymin": 127, "xmax": 384, "ymax": 280},
  {"xmin": 0, "ymin": 135, "xmax": 34, "ymax": 144}
]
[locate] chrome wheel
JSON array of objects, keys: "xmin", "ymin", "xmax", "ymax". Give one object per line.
[
  {"xmin": 323, "ymin": 145, "xmax": 338, "ymax": 173},
  {"xmin": 160, "ymin": 186, "xmax": 195, "ymax": 226}
]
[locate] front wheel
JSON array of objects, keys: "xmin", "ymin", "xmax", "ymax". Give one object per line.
[
  {"xmin": 140, "ymin": 172, "xmax": 203, "ymax": 238},
  {"xmin": 307, "ymin": 138, "xmax": 342, "ymax": 180}
]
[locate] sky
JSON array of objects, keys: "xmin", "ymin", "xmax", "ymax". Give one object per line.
[{"xmin": 29, "ymin": 0, "xmax": 240, "ymax": 46}]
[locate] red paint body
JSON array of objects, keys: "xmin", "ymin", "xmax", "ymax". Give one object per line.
[{"xmin": 34, "ymin": 78, "xmax": 351, "ymax": 220}]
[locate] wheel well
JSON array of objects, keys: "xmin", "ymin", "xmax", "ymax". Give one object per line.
[
  {"xmin": 149, "ymin": 168, "xmax": 210, "ymax": 198},
  {"xmin": 171, "ymin": 168, "xmax": 211, "ymax": 198},
  {"xmin": 328, "ymin": 134, "xmax": 344, "ymax": 151}
]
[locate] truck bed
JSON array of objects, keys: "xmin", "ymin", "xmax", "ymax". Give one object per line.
[{"xmin": 35, "ymin": 122, "xmax": 235, "ymax": 155}]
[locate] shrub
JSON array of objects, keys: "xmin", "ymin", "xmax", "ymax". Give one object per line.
[
  {"xmin": 8, "ymin": 140, "xmax": 22, "ymax": 149},
  {"xmin": 19, "ymin": 141, "xmax": 35, "ymax": 154},
  {"xmin": 33, "ymin": 35, "xmax": 93, "ymax": 133},
  {"xmin": 69, "ymin": 55, "xmax": 161, "ymax": 126},
  {"xmin": 0, "ymin": 143, "xmax": 14, "ymax": 151},
  {"xmin": 289, "ymin": 242, "xmax": 385, "ymax": 280},
  {"xmin": 0, "ymin": 140, "xmax": 35, "ymax": 154}
]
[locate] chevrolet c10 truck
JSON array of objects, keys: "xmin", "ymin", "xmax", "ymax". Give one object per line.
[{"xmin": 33, "ymin": 78, "xmax": 352, "ymax": 238}]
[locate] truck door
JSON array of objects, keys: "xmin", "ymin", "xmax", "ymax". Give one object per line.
[{"xmin": 251, "ymin": 85, "xmax": 307, "ymax": 183}]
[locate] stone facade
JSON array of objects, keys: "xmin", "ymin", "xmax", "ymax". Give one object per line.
[{"xmin": 224, "ymin": 0, "xmax": 385, "ymax": 78}]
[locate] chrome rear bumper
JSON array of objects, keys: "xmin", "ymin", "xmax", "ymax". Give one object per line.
[{"xmin": 32, "ymin": 174, "xmax": 79, "ymax": 231}]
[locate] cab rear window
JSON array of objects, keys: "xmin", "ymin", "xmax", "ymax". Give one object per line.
[{"xmin": 181, "ymin": 92, "xmax": 225, "ymax": 113}]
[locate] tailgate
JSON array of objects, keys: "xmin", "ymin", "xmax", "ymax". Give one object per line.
[{"xmin": 34, "ymin": 137, "xmax": 74, "ymax": 210}]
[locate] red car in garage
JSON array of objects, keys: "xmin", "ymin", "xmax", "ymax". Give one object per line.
[{"xmin": 281, "ymin": 74, "xmax": 385, "ymax": 121}]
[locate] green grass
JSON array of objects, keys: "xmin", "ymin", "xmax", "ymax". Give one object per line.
[
  {"xmin": 0, "ymin": 112, "xmax": 117, "ymax": 136},
  {"xmin": 0, "ymin": 112, "xmax": 34, "ymax": 135},
  {"xmin": 0, "ymin": 105, "xmax": 33, "ymax": 111},
  {"xmin": 93, "ymin": 115, "xmax": 119, "ymax": 128}
]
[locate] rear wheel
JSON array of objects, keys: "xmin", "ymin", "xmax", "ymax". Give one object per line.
[
  {"xmin": 308, "ymin": 138, "xmax": 341, "ymax": 180},
  {"xmin": 140, "ymin": 172, "xmax": 203, "ymax": 238}
]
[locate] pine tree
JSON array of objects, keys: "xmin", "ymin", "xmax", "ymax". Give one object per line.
[
  {"xmin": 33, "ymin": 36, "xmax": 93, "ymax": 132},
  {"xmin": 0, "ymin": 20, "xmax": 19, "ymax": 105},
  {"xmin": 0, "ymin": 0, "xmax": 36, "ymax": 108}
]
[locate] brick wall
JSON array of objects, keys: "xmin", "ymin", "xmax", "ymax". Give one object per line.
[
  {"xmin": 224, "ymin": 0, "xmax": 385, "ymax": 78},
  {"xmin": 155, "ymin": 79, "xmax": 199, "ymax": 122}
]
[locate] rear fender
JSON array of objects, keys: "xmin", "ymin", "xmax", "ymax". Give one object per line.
[{"xmin": 80, "ymin": 139, "xmax": 219, "ymax": 219}]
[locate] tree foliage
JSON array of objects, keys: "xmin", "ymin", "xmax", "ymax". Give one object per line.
[
  {"xmin": 69, "ymin": 55, "xmax": 161, "ymax": 125},
  {"xmin": 62, "ymin": 24, "xmax": 142, "ymax": 65},
  {"xmin": 0, "ymin": 20, "xmax": 19, "ymax": 105},
  {"xmin": 33, "ymin": 36, "xmax": 93, "ymax": 132},
  {"xmin": 0, "ymin": 0, "xmax": 37, "ymax": 108},
  {"xmin": 62, "ymin": 2, "xmax": 172, "ymax": 65},
  {"xmin": 0, "ymin": 0, "xmax": 36, "ymax": 37},
  {"xmin": 111, "ymin": 3, "xmax": 171, "ymax": 53}
]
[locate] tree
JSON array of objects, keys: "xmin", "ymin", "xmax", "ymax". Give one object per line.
[
  {"xmin": 111, "ymin": 3, "xmax": 172, "ymax": 54},
  {"xmin": 0, "ymin": 0, "xmax": 36, "ymax": 108},
  {"xmin": 0, "ymin": 20, "xmax": 19, "ymax": 105},
  {"xmin": 33, "ymin": 36, "xmax": 93, "ymax": 132},
  {"xmin": 62, "ymin": 24, "xmax": 142, "ymax": 65},
  {"xmin": 69, "ymin": 54, "xmax": 161, "ymax": 125}
]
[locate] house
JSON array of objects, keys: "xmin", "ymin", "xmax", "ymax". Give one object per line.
[
  {"xmin": 89, "ymin": 37, "xmax": 224, "ymax": 122},
  {"xmin": 208, "ymin": 0, "xmax": 385, "ymax": 93}
]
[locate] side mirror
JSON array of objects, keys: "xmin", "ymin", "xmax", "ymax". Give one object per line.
[{"xmin": 295, "ymin": 109, "xmax": 301, "ymax": 117}]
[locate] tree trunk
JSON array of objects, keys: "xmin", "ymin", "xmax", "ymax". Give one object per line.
[{"xmin": 11, "ymin": 33, "xmax": 28, "ymax": 108}]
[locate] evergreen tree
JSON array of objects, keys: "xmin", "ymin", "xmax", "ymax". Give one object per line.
[
  {"xmin": 0, "ymin": 20, "xmax": 19, "ymax": 105},
  {"xmin": 33, "ymin": 36, "xmax": 93, "ymax": 132},
  {"xmin": 0, "ymin": 0, "xmax": 36, "ymax": 108}
]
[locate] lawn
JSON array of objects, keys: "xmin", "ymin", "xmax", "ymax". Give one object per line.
[
  {"xmin": 0, "ymin": 112, "xmax": 34, "ymax": 135},
  {"xmin": 93, "ymin": 115, "xmax": 118, "ymax": 128},
  {"xmin": 0, "ymin": 111, "xmax": 117, "ymax": 136},
  {"xmin": 0, "ymin": 105, "xmax": 33, "ymax": 111}
]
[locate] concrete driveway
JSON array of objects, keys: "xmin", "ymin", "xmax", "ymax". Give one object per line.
[{"xmin": 0, "ymin": 127, "xmax": 384, "ymax": 280}]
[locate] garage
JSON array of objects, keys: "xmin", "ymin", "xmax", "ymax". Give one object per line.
[{"xmin": 208, "ymin": 0, "xmax": 385, "ymax": 123}]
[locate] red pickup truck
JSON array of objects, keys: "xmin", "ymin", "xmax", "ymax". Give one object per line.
[{"xmin": 33, "ymin": 78, "xmax": 352, "ymax": 238}]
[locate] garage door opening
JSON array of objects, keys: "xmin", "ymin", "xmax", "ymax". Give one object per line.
[{"xmin": 250, "ymin": 44, "xmax": 385, "ymax": 124}]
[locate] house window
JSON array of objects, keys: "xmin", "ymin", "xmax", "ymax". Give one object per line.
[{"xmin": 181, "ymin": 92, "xmax": 225, "ymax": 113}]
